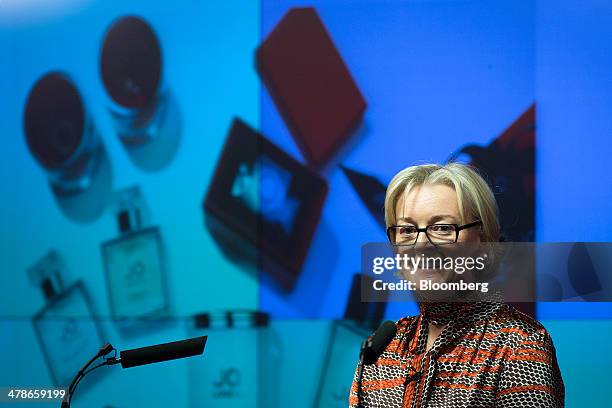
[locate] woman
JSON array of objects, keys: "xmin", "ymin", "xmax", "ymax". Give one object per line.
[{"xmin": 349, "ymin": 163, "xmax": 564, "ymax": 408}]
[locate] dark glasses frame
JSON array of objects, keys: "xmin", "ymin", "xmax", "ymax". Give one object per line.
[{"xmin": 386, "ymin": 220, "xmax": 483, "ymax": 247}]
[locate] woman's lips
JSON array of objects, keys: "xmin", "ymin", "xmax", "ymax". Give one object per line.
[
  {"xmin": 413, "ymin": 266, "xmax": 454, "ymax": 283},
  {"xmin": 414, "ymin": 268, "xmax": 439, "ymax": 279}
]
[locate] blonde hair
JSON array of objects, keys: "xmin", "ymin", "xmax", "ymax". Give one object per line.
[{"xmin": 384, "ymin": 162, "xmax": 500, "ymax": 242}]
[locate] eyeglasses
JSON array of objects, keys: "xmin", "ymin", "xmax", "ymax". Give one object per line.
[{"xmin": 386, "ymin": 220, "xmax": 482, "ymax": 246}]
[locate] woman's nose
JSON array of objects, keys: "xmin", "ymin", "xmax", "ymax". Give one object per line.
[{"xmin": 416, "ymin": 231, "xmax": 430, "ymax": 245}]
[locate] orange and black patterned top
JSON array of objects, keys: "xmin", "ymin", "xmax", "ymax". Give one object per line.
[{"xmin": 349, "ymin": 301, "xmax": 564, "ymax": 407}]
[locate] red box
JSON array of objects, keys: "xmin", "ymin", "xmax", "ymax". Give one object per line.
[{"xmin": 257, "ymin": 7, "xmax": 367, "ymax": 168}]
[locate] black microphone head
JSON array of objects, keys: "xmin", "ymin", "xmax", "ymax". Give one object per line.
[
  {"xmin": 120, "ymin": 336, "xmax": 206, "ymax": 369},
  {"xmin": 364, "ymin": 320, "xmax": 397, "ymax": 364}
]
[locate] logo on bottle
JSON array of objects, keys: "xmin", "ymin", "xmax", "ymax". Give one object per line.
[{"xmin": 212, "ymin": 368, "xmax": 241, "ymax": 399}]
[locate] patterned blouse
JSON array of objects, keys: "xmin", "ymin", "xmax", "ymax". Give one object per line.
[{"xmin": 349, "ymin": 301, "xmax": 564, "ymax": 407}]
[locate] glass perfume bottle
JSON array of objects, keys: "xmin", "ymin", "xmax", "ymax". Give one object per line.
[
  {"xmin": 188, "ymin": 311, "xmax": 280, "ymax": 408},
  {"xmin": 315, "ymin": 320, "xmax": 369, "ymax": 408},
  {"xmin": 29, "ymin": 251, "xmax": 104, "ymax": 387},
  {"xmin": 100, "ymin": 15, "xmax": 180, "ymax": 171},
  {"xmin": 101, "ymin": 187, "xmax": 169, "ymax": 328},
  {"xmin": 23, "ymin": 71, "xmax": 112, "ymax": 222},
  {"xmin": 315, "ymin": 273, "xmax": 387, "ymax": 407}
]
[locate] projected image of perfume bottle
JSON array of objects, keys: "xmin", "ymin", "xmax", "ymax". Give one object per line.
[
  {"xmin": 101, "ymin": 186, "xmax": 169, "ymax": 331},
  {"xmin": 315, "ymin": 273, "xmax": 387, "ymax": 407},
  {"xmin": 28, "ymin": 251, "xmax": 104, "ymax": 387},
  {"xmin": 188, "ymin": 311, "xmax": 281, "ymax": 408},
  {"xmin": 315, "ymin": 321, "xmax": 369, "ymax": 408},
  {"xmin": 100, "ymin": 15, "xmax": 181, "ymax": 171},
  {"xmin": 23, "ymin": 72, "xmax": 112, "ymax": 222}
]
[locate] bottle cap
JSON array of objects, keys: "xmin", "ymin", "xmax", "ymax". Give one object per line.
[
  {"xmin": 27, "ymin": 250, "xmax": 65, "ymax": 300},
  {"xmin": 194, "ymin": 310, "xmax": 270, "ymax": 329}
]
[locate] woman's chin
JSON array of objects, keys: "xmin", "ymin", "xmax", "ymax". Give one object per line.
[{"xmin": 406, "ymin": 269, "xmax": 456, "ymax": 301}]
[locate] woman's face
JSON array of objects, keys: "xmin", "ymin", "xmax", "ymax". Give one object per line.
[
  {"xmin": 394, "ymin": 184, "xmax": 481, "ymax": 244},
  {"xmin": 395, "ymin": 184, "xmax": 482, "ymax": 292}
]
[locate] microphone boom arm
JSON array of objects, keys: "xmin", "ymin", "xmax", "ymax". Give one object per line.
[{"xmin": 59, "ymin": 336, "xmax": 206, "ymax": 408}]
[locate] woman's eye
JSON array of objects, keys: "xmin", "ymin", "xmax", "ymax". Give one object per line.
[
  {"xmin": 399, "ymin": 226, "xmax": 416, "ymax": 235},
  {"xmin": 431, "ymin": 225, "xmax": 453, "ymax": 234}
]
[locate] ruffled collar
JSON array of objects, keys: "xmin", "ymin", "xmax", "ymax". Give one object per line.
[
  {"xmin": 419, "ymin": 302, "xmax": 463, "ymax": 326},
  {"xmin": 417, "ymin": 288, "xmax": 504, "ymax": 326}
]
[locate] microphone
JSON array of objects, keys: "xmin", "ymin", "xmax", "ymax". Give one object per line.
[
  {"xmin": 361, "ymin": 320, "xmax": 397, "ymax": 364},
  {"xmin": 357, "ymin": 321, "xmax": 397, "ymax": 407},
  {"xmin": 119, "ymin": 336, "xmax": 207, "ymax": 369},
  {"xmin": 61, "ymin": 336, "xmax": 207, "ymax": 407}
]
